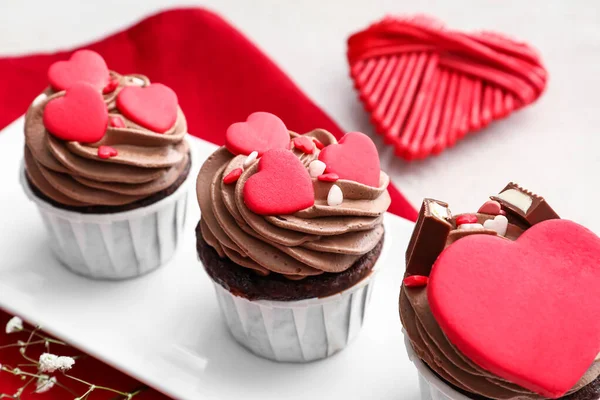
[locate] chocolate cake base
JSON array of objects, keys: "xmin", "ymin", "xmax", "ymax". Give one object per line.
[
  {"xmin": 26, "ymin": 156, "xmax": 191, "ymax": 214},
  {"xmin": 432, "ymin": 366, "xmax": 600, "ymax": 400},
  {"xmin": 196, "ymin": 221, "xmax": 384, "ymax": 301}
]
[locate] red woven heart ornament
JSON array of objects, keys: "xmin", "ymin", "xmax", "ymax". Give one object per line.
[
  {"xmin": 428, "ymin": 219, "xmax": 600, "ymax": 398},
  {"xmin": 347, "ymin": 16, "xmax": 547, "ymax": 160}
]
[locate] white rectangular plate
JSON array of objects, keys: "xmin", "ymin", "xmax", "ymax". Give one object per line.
[{"xmin": 0, "ymin": 118, "xmax": 419, "ymax": 400}]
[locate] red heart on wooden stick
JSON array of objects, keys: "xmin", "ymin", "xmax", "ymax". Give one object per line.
[
  {"xmin": 347, "ymin": 16, "xmax": 547, "ymax": 160},
  {"xmin": 48, "ymin": 49, "xmax": 110, "ymax": 91},
  {"xmin": 116, "ymin": 83, "xmax": 178, "ymax": 133},
  {"xmin": 43, "ymin": 82, "xmax": 108, "ymax": 143},
  {"xmin": 428, "ymin": 219, "xmax": 600, "ymax": 398},
  {"xmin": 243, "ymin": 148, "xmax": 314, "ymax": 215}
]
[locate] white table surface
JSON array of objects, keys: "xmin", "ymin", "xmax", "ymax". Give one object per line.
[{"xmin": 1, "ymin": 0, "xmax": 599, "ymax": 230}]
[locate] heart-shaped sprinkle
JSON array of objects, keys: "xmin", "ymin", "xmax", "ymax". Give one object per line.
[
  {"xmin": 313, "ymin": 138, "xmax": 325, "ymax": 150},
  {"xmin": 456, "ymin": 214, "xmax": 478, "ymax": 225},
  {"xmin": 292, "ymin": 136, "xmax": 315, "ymax": 154},
  {"xmin": 43, "ymin": 82, "xmax": 108, "ymax": 143},
  {"xmin": 48, "ymin": 50, "xmax": 109, "ymax": 91},
  {"xmin": 327, "ymin": 184, "xmax": 343, "ymax": 206},
  {"xmin": 458, "ymin": 223, "xmax": 485, "ymax": 231},
  {"xmin": 318, "ymin": 132, "xmax": 380, "ymax": 187},
  {"xmin": 243, "ymin": 148, "xmax": 314, "ymax": 215},
  {"xmin": 308, "ymin": 160, "xmax": 326, "ymax": 177},
  {"xmin": 97, "ymin": 145, "xmax": 118, "ymax": 159},
  {"xmin": 318, "ymin": 173, "xmax": 339, "ymax": 182},
  {"xmin": 223, "ymin": 168, "xmax": 243, "ymax": 184},
  {"xmin": 102, "ymin": 77, "xmax": 119, "ymax": 94},
  {"xmin": 429, "ymin": 219, "xmax": 600, "ymax": 397},
  {"xmin": 225, "ymin": 112, "xmax": 290, "ymax": 156},
  {"xmin": 243, "ymin": 151, "xmax": 258, "ymax": 169},
  {"xmin": 404, "ymin": 275, "xmax": 429, "ymax": 287},
  {"xmin": 478, "ymin": 200, "xmax": 504, "ymax": 215},
  {"xmin": 483, "ymin": 215, "xmax": 508, "ymax": 236},
  {"xmin": 109, "ymin": 115, "xmax": 125, "ymax": 128},
  {"xmin": 116, "ymin": 83, "xmax": 178, "ymax": 133}
]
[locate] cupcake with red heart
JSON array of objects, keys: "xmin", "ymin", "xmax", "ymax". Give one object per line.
[
  {"xmin": 196, "ymin": 112, "xmax": 391, "ymax": 362},
  {"xmin": 400, "ymin": 183, "xmax": 600, "ymax": 400},
  {"xmin": 21, "ymin": 49, "xmax": 192, "ymax": 280}
]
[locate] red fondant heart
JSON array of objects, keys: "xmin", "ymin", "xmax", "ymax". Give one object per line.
[
  {"xmin": 48, "ymin": 50, "xmax": 110, "ymax": 91},
  {"xmin": 347, "ymin": 16, "xmax": 547, "ymax": 160},
  {"xmin": 116, "ymin": 83, "xmax": 178, "ymax": 133},
  {"xmin": 225, "ymin": 112, "xmax": 290, "ymax": 156},
  {"xmin": 428, "ymin": 219, "xmax": 600, "ymax": 397},
  {"xmin": 243, "ymin": 148, "xmax": 314, "ymax": 215},
  {"xmin": 318, "ymin": 132, "xmax": 380, "ymax": 187},
  {"xmin": 43, "ymin": 82, "xmax": 108, "ymax": 143}
]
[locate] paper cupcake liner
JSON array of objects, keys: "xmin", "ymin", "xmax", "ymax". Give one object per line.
[
  {"xmin": 404, "ymin": 334, "xmax": 473, "ymax": 400},
  {"xmin": 19, "ymin": 152, "xmax": 195, "ymax": 280},
  {"xmin": 211, "ymin": 267, "xmax": 380, "ymax": 363}
]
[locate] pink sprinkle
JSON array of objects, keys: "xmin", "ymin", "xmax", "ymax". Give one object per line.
[
  {"xmin": 404, "ymin": 275, "xmax": 429, "ymax": 288},
  {"xmin": 98, "ymin": 146, "xmax": 118, "ymax": 159},
  {"xmin": 318, "ymin": 173, "xmax": 339, "ymax": 182},
  {"xmin": 292, "ymin": 137, "xmax": 315, "ymax": 154},
  {"xmin": 109, "ymin": 116, "xmax": 126, "ymax": 128},
  {"xmin": 223, "ymin": 168, "xmax": 243, "ymax": 184},
  {"xmin": 102, "ymin": 77, "xmax": 119, "ymax": 94}
]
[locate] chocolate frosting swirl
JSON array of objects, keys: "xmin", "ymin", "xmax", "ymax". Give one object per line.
[
  {"xmin": 24, "ymin": 73, "xmax": 189, "ymax": 207},
  {"xmin": 196, "ymin": 130, "xmax": 390, "ymax": 279},
  {"xmin": 400, "ymin": 213, "xmax": 600, "ymax": 399}
]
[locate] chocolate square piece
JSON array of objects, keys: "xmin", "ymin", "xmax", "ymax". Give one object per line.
[
  {"xmin": 491, "ymin": 182, "xmax": 559, "ymax": 226},
  {"xmin": 405, "ymin": 199, "xmax": 453, "ymax": 276}
]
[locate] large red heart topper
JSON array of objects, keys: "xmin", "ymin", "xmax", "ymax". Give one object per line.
[
  {"xmin": 225, "ymin": 112, "xmax": 290, "ymax": 156},
  {"xmin": 318, "ymin": 132, "xmax": 380, "ymax": 187},
  {"xmin": 43, "ymin": 82, "xmax": 108, "ymax": 143},
  {"xmin": 347, "ymin": 16, "xmax": 547, "ymax": 160},
  {"xmin": 48, "ymin": 49, "xmax": 110, "ymax": 91},
  {"xmin": 428, "ymin": 219, "xmax": 600, "ymax": 398},
  {"xmin": 116, "ymin": 83, "xmax": 178, "ymax": 133},
  {"xmin": 243, "ymin": 148, "xmax": 314, "ymax": 215}
]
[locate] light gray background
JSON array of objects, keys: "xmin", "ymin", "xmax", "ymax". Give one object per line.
[{"xmin": 1, "ymin": 0, "xmax": 598, "ymax": 228}]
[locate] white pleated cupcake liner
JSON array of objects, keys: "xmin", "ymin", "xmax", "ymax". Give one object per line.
[
  {"xmin": 19, "ymin": 152, "xmax": 195, "ymax": 280},
  {"xmin": 211, "ymin": 266, "xmax": 380, "ymax": 363},
  {"xmin": 404, "ymin": 334, "xmax": 473, "ymax": 400}
]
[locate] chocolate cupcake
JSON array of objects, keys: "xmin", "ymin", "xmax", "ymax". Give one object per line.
[
  {"xmin": 21, "ymin": 50, "xmax": 193, "ymax": 280},
  {"xmin": 400, "ymin": 183, "xmax": 600, "ymax": 400},
  {"xmin": 196, "ymin": 112, "xmax": 390, "ymax": 362}
]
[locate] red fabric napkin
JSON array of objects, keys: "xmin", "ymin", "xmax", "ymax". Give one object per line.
[{"xmin": 0, "ymin": 8, "xmax": 417, "ymax": 399}]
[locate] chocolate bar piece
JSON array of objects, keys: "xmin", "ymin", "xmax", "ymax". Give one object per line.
[
  {"xmin": 491, "ymin": 182, "xmax": 559, "ymax": 226},
  {"xmin": 405, "ymin": 199, "xmax": 453, "ymax": 276}
]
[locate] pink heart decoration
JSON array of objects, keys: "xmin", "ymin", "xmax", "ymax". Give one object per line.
[
  {"xmin": 243, "ymin": 148, "xmax": 314, "ymax": 215},
  {"xmin": 43, "ymin": 82, "xmax": 108, "ymax": 143},
  {"xmin": 478, "ymin": 200, "xmax": 505, "ymax": 215},
  {"xmin": 116, "ymin": 83, "xmax": 178, "ymax": 133},
  {"xmin": 225, "ymin": 112, "xmax": 290, "ymax": 156},
  {"xmin": 47, "ymin": 50, "xmax": 110, "ymax": 91},
  {"xmin": 428, "ymin": 219, "xmax": 600, "ymax": 398},
  {"xmin": 318, "ymin": 132, "xmax": 380, "ymax": 187}
]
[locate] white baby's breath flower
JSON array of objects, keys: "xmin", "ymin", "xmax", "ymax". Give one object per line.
[
  {"xmin": 39, "ymin": 353, "xmax": 75, "ymax": 373},
  {"xmin": 5, "ymin": 316, "xmax": 23, "ymax": 334},
  {"xmin": 35, "ymin": 375, "xmax": 57, "ymax": 394}
]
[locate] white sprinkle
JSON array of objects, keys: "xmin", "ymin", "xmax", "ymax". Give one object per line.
[
  {"xmin": 308, "ymin": 160, "xmax": 326, "ymax": 178},
  {"xmin": 243, "ymin": 151, "xmax": 258, "ymax": 169},
  {"xmin": 327, "ymin": 184, "xmax": 343, "ymax": 207},
  {"xmin": 131, "ymin": 77, "xmax": 145, "ymax": 86},
  {"xmin": 32, "ymin": 93, "xmax": 47, "ymax": 107},
  {"xmin": 458, "ymin": 223, "xmax": 485, "ymax": 231}
]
